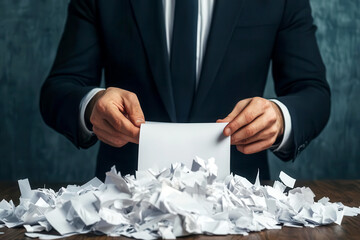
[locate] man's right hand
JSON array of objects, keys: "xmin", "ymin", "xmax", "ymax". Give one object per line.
[{"xmin": 85, "ymin": 87, "xmax": 145, "ymax": 148}]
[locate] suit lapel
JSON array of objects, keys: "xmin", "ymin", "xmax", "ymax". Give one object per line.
[
  {"xmin": 191, "ymin": 0, "xmax": 245, "ymax": 115},
  {"xmin": 130, "ymin": 0, "xmax": 177, "ymax": 122}
]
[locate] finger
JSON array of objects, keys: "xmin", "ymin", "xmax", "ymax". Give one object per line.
[
  {"xmin": 216, "ymin": 119, "xmax": 227, "ymax": 123},
  {"xmin": 218, "ymin": 98, "xmax": 252, "ymax": 123},
  {"xmin": 93, "ymin": 120, "xmax": 139, "ymax": 144},
  {"xmin": 217, "ymin": 99, "xmax": 252, "ymax": 136},
  {"xmin": 225, "ymin": 98, "xmax": 267, "ymax": 136},
  {"xmin": 232, "ymin": 125, "xmax": 278, "ymax": 145},
  {"xmin": 122, "ymin": 92, "xmax": 145, "ymax": 127},
  {"xmin": 91, "ymin": 93, "xmax": 140, "ymax": 142},
  {"xmin": 231, "ymin": 113, "xmax": 275, "ymax": 145},
  {"xmin": 236, "ymin": 137, "xmax": 276, "ymax": 155},
  {"xmin": 104, "ymin": 104, "xmax": 140, "ymax": 141},
  {"xmin": 95, "ymin": 128, "xmax": 129, "ymax": 148}
]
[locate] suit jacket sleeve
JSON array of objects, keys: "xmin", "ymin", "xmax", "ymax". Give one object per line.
[
  {"xmin": 272, "ymin": 0, "xmax": 331, "ymax": 161},
  {"xmin": 40, "ymin": 0, "xmax": 101, "ymax": 148}
]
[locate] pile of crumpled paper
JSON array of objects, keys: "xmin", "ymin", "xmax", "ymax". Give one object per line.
[{"xmin": 0, "ymin": 157, "xmax": 359, "ymax": 239}]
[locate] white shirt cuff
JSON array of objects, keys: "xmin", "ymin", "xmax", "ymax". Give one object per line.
[
  {"xmin": 79, "ymin": 88, "xmax": 105, "ymax": 140},
  {"xmin": 269, "ymin": 99, "xmax": 292, "ymax": 153}
]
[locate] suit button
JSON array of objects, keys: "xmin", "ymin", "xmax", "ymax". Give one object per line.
[{"xmin": 298, "ymin": 143, "xmax": 306, "ymax": 152}]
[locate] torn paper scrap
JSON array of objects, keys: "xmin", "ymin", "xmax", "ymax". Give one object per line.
[
  {"xmin": 25, "ymin": 232, "xmax": 78, "ymax": 239},
  {"xmin": 18, "ymin": 179, "xmax": 33, "ymax": 199},
  {"xmin": 1, "ymin": 157, "xmax": 360, "ymax": 240},
  {"xmin": 279, "ymin": 171, "xmax": 296, "ymax": 188},
  {"xmin": 344, "ymin": 206, "xmax": 360, "ymax": 216},
  {"xmin": 44, "ymin": 203, "xmax": 79, "ymax": 235},
  {"xmin": 24, "ymin": 224, "xmax": 46, "ymax": 233}
]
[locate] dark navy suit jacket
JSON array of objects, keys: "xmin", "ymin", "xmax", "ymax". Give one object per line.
[{"xmin": 40, "ymin": 0, "xmax": 331, "ymax": 180}]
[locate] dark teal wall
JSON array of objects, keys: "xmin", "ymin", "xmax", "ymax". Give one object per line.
[
  {"xmin": 0, "ymin": 0, "xmax": 98, "ymax": 182},
  {"xmin": 266, "ymin": 0, "xmax": 360, "ymax": 180},
  {"xmin": 0, "ymin": 0, "xmax": 359, "ymax": 182}
]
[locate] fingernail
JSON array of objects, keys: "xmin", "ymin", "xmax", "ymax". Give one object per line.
[
  {"xmin": 224, "ymin": 128, "xmax": 231, "ymax": 136},
  {"xmin": 136, "ymin": 119, "xmax": 145, "ymax": 124}
]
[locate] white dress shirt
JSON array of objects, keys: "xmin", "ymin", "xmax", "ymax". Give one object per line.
[{"xmin": 79, "ymin": 0, "xmax": 292, "ymax": 153}]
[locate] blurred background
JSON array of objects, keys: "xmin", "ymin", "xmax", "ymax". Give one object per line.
[{"xmin": 0, "ymin": 0, "xmax": 359, "ymax": 182}]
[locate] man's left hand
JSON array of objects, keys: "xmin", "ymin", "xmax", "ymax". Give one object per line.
[{"xmin": 217, "ymin": 97, "xmax": 284, "ymax": 154}]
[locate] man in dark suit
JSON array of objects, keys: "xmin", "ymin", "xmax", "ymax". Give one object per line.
[{"xmin": 40, "ymin": 0, "xmax": 330, "ymax": 180}]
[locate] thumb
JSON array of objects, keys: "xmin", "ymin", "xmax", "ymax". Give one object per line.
[{"xmin": 123, "ymin": 93, "xmax": 145, "ymax": 127}]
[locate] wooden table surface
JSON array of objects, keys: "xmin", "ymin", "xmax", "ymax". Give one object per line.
[{"xmin": 0, "ymin": 180, "xmax": 360, "ymax": 240}]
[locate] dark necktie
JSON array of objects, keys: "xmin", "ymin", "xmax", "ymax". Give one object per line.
[{"xmin": 170, "ymin": 0, "xmax": 198, "ymax": 122}]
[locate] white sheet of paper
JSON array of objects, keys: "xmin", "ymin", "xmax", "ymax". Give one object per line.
[{"xmin": 138, "ymin": 122, "xmax": 230, "ymax": 179}]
